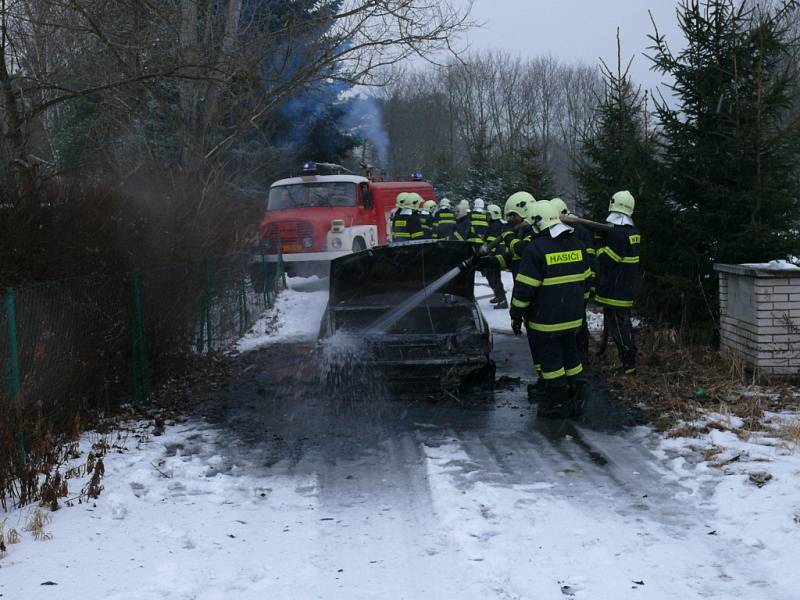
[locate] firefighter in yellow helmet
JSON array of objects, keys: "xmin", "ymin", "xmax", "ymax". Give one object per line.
[
  {"xmin": 551, "ymin": 197, "xmax": 595, "ymax": 363},
  {"xmin": 390, "ymin": 192, "xmax": 425, "ymax": 243},
  {"xmin": 477, "ymin": 192, "xmax": 535, "ymax": 278},
  {"xmin": 420, "ymin": 199, "xmax": 437, "ymax": 239},
  {"xmin": 595, "ymin": 190, "xmax": 640, "ymax": 375},
  {"xmin": 510, "ymin": 200, "xmax": 591, "ymax": 418}
]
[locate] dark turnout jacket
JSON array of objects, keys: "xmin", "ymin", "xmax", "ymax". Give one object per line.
[
  {"xmin": 511, "ymin": 229, "xmax": 591, "ymax": 334},
  {"xmin": 433, "ymin": 208, "xmax": 457, "ymax": 239},
  {"xmin": 390, "ymin": 210, "xmax": 425, "ymax": 242},
  {"xmin": 595, "ymin": 224, "xmax": 640, "ymax": 308}
]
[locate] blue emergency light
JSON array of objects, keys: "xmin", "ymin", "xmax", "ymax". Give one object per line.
[
  {"xmin": 410, "ymin": 171, "xmax": 423, "ymax": 181},
  {"xmin": 303, "ymin": 161, "xmax": 318, "ymax": 173}
]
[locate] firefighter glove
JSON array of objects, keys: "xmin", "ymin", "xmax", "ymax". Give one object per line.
[{"xmin": 476, "ymin": 255, "xmax": 497, "ymax": 270}]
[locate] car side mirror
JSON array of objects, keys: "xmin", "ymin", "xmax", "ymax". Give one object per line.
[{"xmin": 360, "ymin": 183, "xmax": 373, "ymax": 208}]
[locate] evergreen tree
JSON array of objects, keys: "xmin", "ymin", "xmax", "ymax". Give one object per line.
[
  {"xmin": 576, "ymin": 31, "xmax": 660, "ymax": 222},
  {"xmin": 576, "ymin": 35, "xmax": 679, "ymax": 323},
  {"xmin": 650, "ymin": 0, "xmax": 800, "ymax": 275}
]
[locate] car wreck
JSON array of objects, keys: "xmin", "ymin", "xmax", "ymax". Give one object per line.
[{"xmin": 319, "ymin": 241, "xmax": 494, "ymax": 393}]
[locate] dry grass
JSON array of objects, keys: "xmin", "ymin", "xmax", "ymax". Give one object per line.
[
  {"xmin": 25, "ymin": 509, "xmax": 52, "ymax": 541},
  {"xmin": 594, "ymin": 325, "xmax": 799, "ymax": 426},
  {"xmin": 776, "ymin": 420, "xmax": 800, "ymax": 450}
]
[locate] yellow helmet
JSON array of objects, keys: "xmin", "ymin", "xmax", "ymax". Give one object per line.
[
  {"xmin": 550, "ymin": 197, "xmax": 569, "ymax": 215},
  {"xmin": 609, "ymin": 190, "xmax": 635, "ymax": 217},
  {"xmin": 504, "ymin": 192, "xmax": 535, "ymax": 220},
  {"xmin": 423, "ymin": 200, "xmax": 437, "ymax": 213},
  {"xmin": 529, "ymin": 200, "xmax": 560, "ymax": 233},
  {"xmin": 396, "ymin": 192, "xmax": 409, "ymax": 209},
  {"xmin": 456, "ymin": 199, "xmax": 471, "ymax": 217},
  {"xmin": 439, "ymin": 198, "xmax": 452, "ymax": 209},
  {"xmin": 487, "ymin": 204, "xmax": 503, "ymax": 220}
]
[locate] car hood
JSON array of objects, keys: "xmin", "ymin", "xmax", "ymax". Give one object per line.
[{"xmin": 328, "ymin": 241, "xmax": 476, "ymax": 306}]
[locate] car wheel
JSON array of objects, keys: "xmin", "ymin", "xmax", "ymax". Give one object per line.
[{"xmin": 352, "ymin": 237, "xmax": 366, "ymax": 252}]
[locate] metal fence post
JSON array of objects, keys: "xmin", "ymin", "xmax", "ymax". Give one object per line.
[
  {"xmin": 277, "ymin": 234, "xmax": 287, "ymax": 289},
  {"xmin": 6, "ymin": 288, "xmax": 26, "ymax": 464},
  {"xmin": 131, "ymin": 270, "xmax": 149, "ymax": 404},
  {"xmin": 238, "ymin": 253, "xmax": 247, "ymax": 335},
  {"xmin": 201, "ymin": 258, "xmax": 213, "ymax": 352},
  {"xmin": 260, "ymin": 249, "xmax": 271, "ymax": 307}
]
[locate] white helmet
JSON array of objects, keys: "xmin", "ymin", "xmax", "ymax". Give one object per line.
[
  {"xmin": 455, "ymin": 199, "xmax": 471, "ymax": 217},
  {"xmin": 473, "ymin": 198, "xmax": 486, "ymax": 211},
  {"xmin": 439, "ymin": 198, "xmax": 452, "ymax": 209}
]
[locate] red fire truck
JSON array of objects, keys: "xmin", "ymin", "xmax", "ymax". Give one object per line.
[{"xmin": 256, "ymin": 163, "xmax": 436, "ymax": 276}]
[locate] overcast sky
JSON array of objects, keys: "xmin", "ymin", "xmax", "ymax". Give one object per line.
[{"xmin": 452, "ymin": 0, "xmax": 686, "ymax": 93}]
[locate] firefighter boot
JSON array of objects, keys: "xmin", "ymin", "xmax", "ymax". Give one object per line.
[
  {"xmin": 537, "ymin": 383, "xmax": 570, "ymax": 419},
  {"xmin": 568, "ymin": 378, "xmax": 587, "ymax": 419},
  {"xmin": 493, "ymin": 299, "xmax": 509, "ymax": 309},
  {"xmin": 526, "ymin": 379, "xmax": 546, "ymax": 404}
]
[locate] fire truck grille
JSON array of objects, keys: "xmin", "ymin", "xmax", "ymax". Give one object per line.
[{"xmin": 264, "ymin": 221, "xmax": 314, "ymax": 245}]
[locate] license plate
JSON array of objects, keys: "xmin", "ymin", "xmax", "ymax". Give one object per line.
[{"xmin": 282, "ymin": 243, "xmax": 302, "ymax": 252}]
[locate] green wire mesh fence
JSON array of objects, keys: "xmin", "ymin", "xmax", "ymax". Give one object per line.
[{"xmin": 0, "ymin": 249, "xmax": 285, "ymax": 509}]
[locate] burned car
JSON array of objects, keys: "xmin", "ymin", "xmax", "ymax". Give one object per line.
[{"xmin": 319, "ymin": 241, "xmax": 494, "ymax": 393}]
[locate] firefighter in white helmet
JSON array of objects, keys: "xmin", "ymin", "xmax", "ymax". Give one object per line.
[
  {"xmin": 451, "ymin": 200, "xmax": 482, "ymax": 243},
  {"xmin": 433, "ymin": 198, "xmax": 456, "ymax": 239},
  {"xmin": 470, "ymin": 198, "xmax": 489, "ymax": 241}
]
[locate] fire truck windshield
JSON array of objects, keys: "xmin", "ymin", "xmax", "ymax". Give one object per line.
[{"xmin": 267, "ymin": 182, "xmax": 357, "ymax": 210}]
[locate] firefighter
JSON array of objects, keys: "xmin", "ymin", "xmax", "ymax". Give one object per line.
[
  {"xmin": 421, "ymin": 199, "xmax": 437, "ymax": 239},
  {"xmin": 433, "ymin": 198, "xmax": 457, "ymax": 239},
  {"xmin": 595, "ymin": 190, "xmax": 640, "ymax": 376},
  {"xmin": 470, "ymin": 198, "xmax": 490, "ymax": 241},
  {"xmin": 390, "ymin": 192, "xmax": 425, "ymax": 243},
  {"xmin": 477, "ymin": 192, "xmax": 535, "ymax": 278},
  {"xmin": 551, "ymin": 197, "xmax": 594, "ymax": 363},
  {"xmin": 510, "ymin": 200, "xmax": 591, "ymax": 418},
  {"xmin": 451, "ymin": 200, "xmax": 482, "ymax": 243},
  {"xmin": 483, "ymin": 203, "xmax": 510, "ymax": 308}
]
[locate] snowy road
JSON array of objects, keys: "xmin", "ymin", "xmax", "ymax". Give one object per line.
[{"xmin": 3, "ymin": 279, "xmax": 799, "ymax": 599}]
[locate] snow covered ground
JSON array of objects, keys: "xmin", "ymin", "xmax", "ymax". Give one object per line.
[
  {"xmin": 237, "ymin": 276, "xmax": 329, "ymax": 352},
  {"xmin": 3, "ymin": 276, "xmax": 799, "ymax": 599},
  {"xmin": 3, "ymin": 411, "xmax": 799, "ymax": 599}
]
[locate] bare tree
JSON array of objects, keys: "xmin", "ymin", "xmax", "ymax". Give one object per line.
[{"xmin": 0, "ymin": 0, "xmax": 475, "ymax": 202}]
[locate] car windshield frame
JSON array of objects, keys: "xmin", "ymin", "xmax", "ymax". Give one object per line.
[{"xmin": 267, "ymin": 182, "xmax": 358, "ymax": 210}]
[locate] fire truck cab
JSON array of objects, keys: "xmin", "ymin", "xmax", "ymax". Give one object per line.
[{"xmin": 256, "ymin": 164, "xmax": 436, "ymax": 276}]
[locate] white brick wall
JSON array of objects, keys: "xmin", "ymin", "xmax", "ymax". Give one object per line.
[{"xmin": 714, "ymin": 264, "xmax": 800, "ymax": 374}]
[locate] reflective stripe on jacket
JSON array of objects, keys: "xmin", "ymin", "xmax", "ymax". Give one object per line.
[
  {"xmin": 511, "ymin": 230, "xmax": 590, "ymax": 334},
  {"xmin": 391, "ymin": 210, "xmax": 425, "ymax": 241},
  {"xmin": 433, "ymin": 209, "xmax": 457, "ymax": 239},
  {"xmin": 469, "ymin": 211, "xmax": 489, "ymax": 241},
  {"xmin": 596, "ymin": 224, "xmax": 640, "ymax": 308}
]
